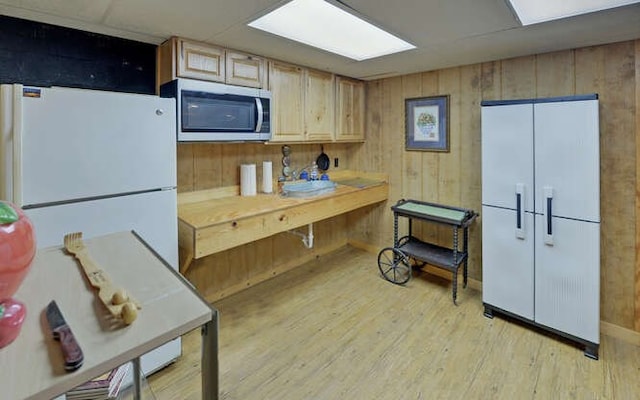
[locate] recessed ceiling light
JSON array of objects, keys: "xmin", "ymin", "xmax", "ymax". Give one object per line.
[
  {"xmin": 248, "ymin": 0, "xmax": 416, "ymax": 61},
  {"xmin": 508, "ymin": 0, "xmax": 640, "ymax": 25}
]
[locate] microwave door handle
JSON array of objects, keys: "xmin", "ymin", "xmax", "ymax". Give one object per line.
[{"xmin": 255, "ymin": 98, "xmax": 264, "ymax": 132}]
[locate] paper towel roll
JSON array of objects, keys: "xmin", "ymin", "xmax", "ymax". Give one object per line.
[
  {"xmin": 240, "ymin": 164, "xmax": 257, "ymax": 196},
  {"xmin": 262, "ymin": 161, "xmax": 273, "ymax": 194}
]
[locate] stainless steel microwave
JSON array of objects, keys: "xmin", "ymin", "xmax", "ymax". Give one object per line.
[{"xmin": 160, "ymin": 78, "xmax": 272, "ymax": 142}]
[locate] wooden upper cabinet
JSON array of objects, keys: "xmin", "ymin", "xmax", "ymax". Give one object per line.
[
  {"xmin": 226, "ymin": 51, "xmax": 266, "ymax": 88},
  {"xmin": 156, "ymin": 37, "xmax": 266, "ymax": 88},
  {"xmin": 157, "ymin": 37, "xmax": 365, "ymax": 143},
  {"xmin": 268, "ymin": 62, "xmax": 337, "ymax": 143},
  {"xmin": 268, "ymin": 61, "xmax": 305, "ymax": 142},
  {"xmin": 177, "ymin": 39, "xmax": 225, "ymax": 82},
  {"xmin": 304, "ymin": 69, "xmax": 335, "ymax": 142},
  {"xmin": 335, "ymin": 76, "xmax": 365, "ymax": 142}
]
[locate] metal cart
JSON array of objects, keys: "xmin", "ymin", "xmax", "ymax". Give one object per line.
[{"xmin": 377, "ymin": 199, "xmax": 478, "ymax": 305}]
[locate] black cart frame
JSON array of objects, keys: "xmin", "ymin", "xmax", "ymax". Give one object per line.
[{"xmin": 377, "ymin": 199, "xmax": 478, "ymax": 305}]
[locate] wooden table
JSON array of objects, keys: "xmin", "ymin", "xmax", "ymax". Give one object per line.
[{"xmin": 0, "ymin": 231, "xmax": 218, "ymax": 400}]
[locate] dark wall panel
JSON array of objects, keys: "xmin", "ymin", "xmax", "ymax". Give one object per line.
[{"xmin": 0, "ymin": 15, "xmax": 156, "ymax": 94}]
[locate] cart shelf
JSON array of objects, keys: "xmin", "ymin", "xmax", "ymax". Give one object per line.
[{"xmin": 398, "ymin": 237, "xmax": 468, "ymax": 272}]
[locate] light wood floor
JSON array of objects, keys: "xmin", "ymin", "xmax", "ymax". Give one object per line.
[{"xmin": 147, "ymin": 246, "xmax": 640, "ymax": 399}]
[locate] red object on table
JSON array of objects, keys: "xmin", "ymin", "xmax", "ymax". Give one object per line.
[
  {"xmin": 0, "ymin": 201, "xmax": 36, "ymax": 348},
  {"xmin": 0, "ymin": 299, "xmax": 26, "ymax": 348},
  {"xmin": 0, "ymin": 201, "xmax": 36, "ymax": 300}
]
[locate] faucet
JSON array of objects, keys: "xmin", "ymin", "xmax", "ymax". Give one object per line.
[{"xmin": 289, "ymin": 163, "xmax": 316, "ymax": 181}]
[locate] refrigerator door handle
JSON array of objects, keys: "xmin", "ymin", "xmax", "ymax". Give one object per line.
[
  {"xmin": 12, "ymin": 84, "xmax": 24, "ymax": 206},
  {"xmin": 543, "ymin": 186, "xmax": 554, "ymax": 245},
  {"xmin": 515, "ymin": 183, "xmax": 525, "ymax": 239}
]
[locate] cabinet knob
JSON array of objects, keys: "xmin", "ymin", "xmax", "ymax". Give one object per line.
[{"xmin": 156, "ymin": 109, "xmax": 164, "ymax": 116}]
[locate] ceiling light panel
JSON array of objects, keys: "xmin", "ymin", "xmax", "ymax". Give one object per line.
[
  {"xmin": 248, "ymin": 0, "xmax": 415, "ymax": 61},
  {"xmin": 508, "ymin": 0, "xmax": 640, "ymax": 25}
]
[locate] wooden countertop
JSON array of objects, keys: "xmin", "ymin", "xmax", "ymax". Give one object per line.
[{"xmin": 177, "ymin": 170, "xmax": 388, "ymax": 273}]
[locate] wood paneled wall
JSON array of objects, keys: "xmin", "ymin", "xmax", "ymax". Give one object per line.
[
  {"xmin": 177, "ymin": 143, "xmax": 352, "ymax": 192},
  {"xmin": 350, "ymin": 40, "xmax": 640, "ymax": 331},
  {"xmin": 177, "ymin": 142, "xmax": 358, "ymax": 301},
  {"xmin": 179, "ymin": 39, "xmax": 640, "ymax": 332}
]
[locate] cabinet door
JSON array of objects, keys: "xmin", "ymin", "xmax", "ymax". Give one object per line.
[
  {"xmin": 335, "ymin": 76, "xmax": 365, "ymax": 142},
  {"xmin": 177, "ymin": 39, "xmax": 225, "ymax": 82},
  {"xmin": 481, "ymin": 104, "xmax": 534, "ymax": 212},
  {"xmin": 305, "ymin": 69, "xmax": 335, "ymax": 141},
  {"xmin": 225, "ymin": 51, "xmax": 266, "ymax": 88},
  {"xmin": 534, "ymin": 216, "xmax": 600, "ymax": 343},
  {"xmin": 534, "ymin": 100, "xmax": 599, "ymax": 222},
  {"xmin": 268, "ymin": 61, "xmax": 305, "ymax": 142},
  {"xmin": 482, "ymin": 205, "xmax": 535, "ymax": 320}
]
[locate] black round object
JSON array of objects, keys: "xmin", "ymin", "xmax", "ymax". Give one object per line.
[
  {"xmin": 377, "ymin": 247, "xmax": 411, "ymax": 284},
  {"xmin": 317, "ymin": 146, "xmax": 330, "ymax": 171}
]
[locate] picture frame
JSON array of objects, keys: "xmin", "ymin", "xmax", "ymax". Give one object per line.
[{"xmin": 405, "ymin": 95, "xmax": 450, "ymax": 152}]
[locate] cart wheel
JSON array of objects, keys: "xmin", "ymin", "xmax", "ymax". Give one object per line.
[
  {"xmin": 377, "ymin": 247, "xmax": 411, "ymax": 285},
  {"xmin": 397, "ymin": 236, "xmax": 426, "ymax": 269}
]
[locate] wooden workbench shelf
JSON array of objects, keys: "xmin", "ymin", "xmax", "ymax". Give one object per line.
[{"xmin": 177, "ymin": 171, "xmax": 388, "ymax": 273}]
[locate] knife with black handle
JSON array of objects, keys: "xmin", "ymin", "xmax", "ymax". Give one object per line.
[{"xmin": 45, "ymin": 300, "xmax": 84, "ymax": 371}]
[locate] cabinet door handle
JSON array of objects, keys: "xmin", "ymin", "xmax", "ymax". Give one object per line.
[
  {"xmin": 543, "ymin": 186, "xmax": 554, "ymax": 245},
  {"xmin": 515, "ymin": 183, "xmax": 525, "ymax": 239}
]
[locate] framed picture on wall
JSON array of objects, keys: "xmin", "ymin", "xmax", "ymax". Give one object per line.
[{"xmin": 405, "ymin": 95, "xmax": 450, "ymax": 152}]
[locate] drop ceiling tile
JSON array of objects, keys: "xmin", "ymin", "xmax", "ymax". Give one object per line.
[
  {"xmin": 0, "ymin": 0, "xmax": 112, "ymax": 22},
  {"xmin": 340, "ymin": 0, "xmax": 519, "ymax": 46},
  {"xmin": 103, "ymin": 0, "xmax": 279, "ymax": 42}
]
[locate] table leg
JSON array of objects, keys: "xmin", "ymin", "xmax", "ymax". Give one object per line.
[
  {"xmin": 452, "ymin": 269, "xmax": 458, "ymax": 306},
  {"xmin": 452, "ymin": 227, "xmax": 459, "ymax": 265},
  {"xmin": 393, "ymin": 213, "xmax": 399, "ymax": 247},
  {"xmin": 453, "ymin": 227, "xmax": 459, "ymax": 304},
  {"xmin": 132, "ymin": 357, "xmax": 141, "ymax": 400},
  {"xmin": 202, "ymin": 309, "xmax": 220, "ymax": 400},
  {"xmin": 463, "ymin": 227, "xmax": 469, "ymax": 288}
]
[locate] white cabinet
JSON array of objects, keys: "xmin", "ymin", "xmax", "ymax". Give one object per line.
[
  {"xmin": 481, "ymin": 95, "xmax": 600, "ymax": 359},
  {"xmin": 481, "ymin": 206, "xmax": 535, "ymax": 319}
]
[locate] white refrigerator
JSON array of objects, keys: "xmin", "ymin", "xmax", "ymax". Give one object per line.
[
  {"xmin": 481, "ymin": 95, "xmax": 600, "ymax": 358},
  {"xmin": 0, "ymin": 84, "xmax": 181, "ymax": 374}
]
